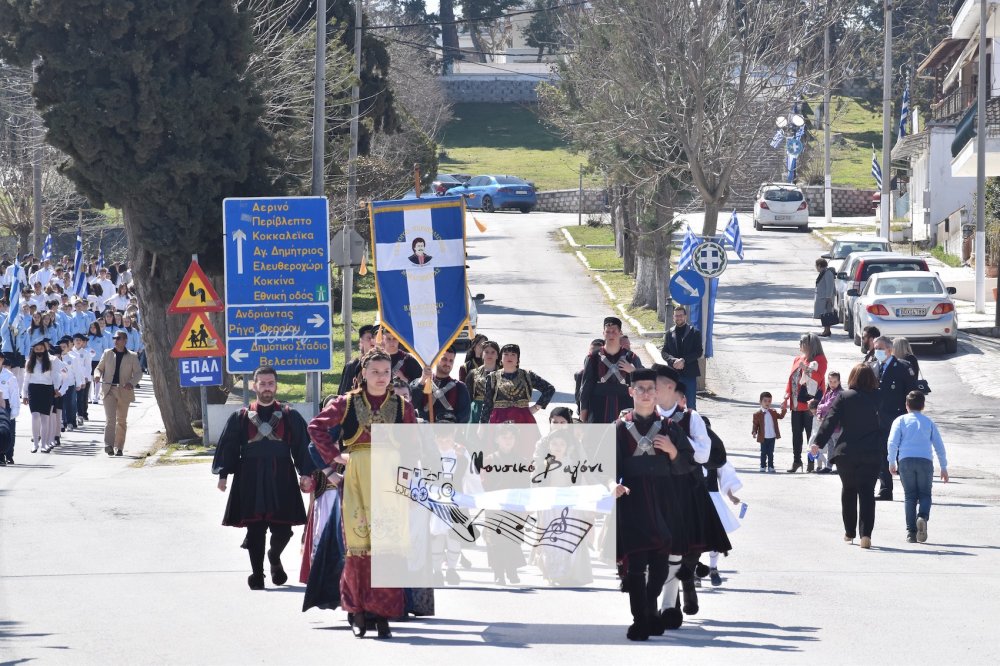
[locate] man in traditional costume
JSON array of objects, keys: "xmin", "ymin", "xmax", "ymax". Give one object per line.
[
  {"xmin": 337, "ymin": 324, "xmax": 376, "ymax": 395},
  {"xmin": 308, "ymin": 349, "xmax": 416, "ymax": 639},
  {"xmin": 409, "ymin": 346, "xmax": 471, "ymax": 423},
  {"xmin": 580, "ymin": 317, "xmax": 643, "ymax": 423},
  {"xmin": 213, "ymin": 366, "xmax": 314, "ymax": 590},
  {"xmin": 377, "ymin": 326, "xmax": 423, "ymax": 384}
]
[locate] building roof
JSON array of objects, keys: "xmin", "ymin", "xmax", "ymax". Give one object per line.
[
  {"xmin": 891, "ymin": 131, "xmax": 930, "ymax": 161},
  {"xmin": 918, "ymin": 38, "xmax": 969, "ymax": 77}
]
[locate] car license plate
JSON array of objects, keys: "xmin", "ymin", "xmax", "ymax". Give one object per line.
[
  {"xmin": 896, "ymin": 307, "xmax": 926, "ymax": 317},
  {"xmin": 516, "ymin": 190, "xmax": 528, "ymax": 194},
  {"xmin": 774, "ymin": 215, "xmax": 790, "ymax": 220}
]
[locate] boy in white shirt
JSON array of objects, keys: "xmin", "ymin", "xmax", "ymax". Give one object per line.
[{"xmin": 0, "ymin": 356, "xmax": 22, "ymax": 465}]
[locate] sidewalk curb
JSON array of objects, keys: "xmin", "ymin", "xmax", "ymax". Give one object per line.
[
  {"xmin": 616, "ymin": 303, "xmax": 665, "ymax": 339},
  {"xmin": 561, "ymin": 227, "xmax": 580, "ymax": 248},
  {"xmin": 593, "ymin": 274, "xmax": 617, "ymax": 301}
]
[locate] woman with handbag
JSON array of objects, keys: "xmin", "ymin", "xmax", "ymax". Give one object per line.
[
  {"xmin": 783, "ymin": 334, "xmax": 827, "ymax": 473},
  {"xmin": 814, "ymin": 258, "xmax": 838, "ymax": 337}
]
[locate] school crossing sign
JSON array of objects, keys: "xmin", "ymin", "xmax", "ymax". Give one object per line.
[{"xmin": 223, "ymin": 197, "xmax": 332, "ymax": 374}]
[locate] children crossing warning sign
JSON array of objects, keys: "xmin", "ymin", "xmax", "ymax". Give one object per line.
[
  {"xmin": 171, "ymin": 312, "xmax": 225, "ymax": 358},
  {"xmin": 168, "ymin": 260, "xmax": 224, "ymax": 313}
]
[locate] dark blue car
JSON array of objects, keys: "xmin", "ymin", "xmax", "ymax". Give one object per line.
[{"xmin": 446, "ymin": 175, "xmax": 537, "ymax": 213}]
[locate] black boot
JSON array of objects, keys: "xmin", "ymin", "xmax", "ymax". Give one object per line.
[
  {"xmin": 659, "ymin": 593, "xmax": 684, "ymax": 630},
  {"xmin": 787, "ymin": 460, "xmax": 803, "ymax": 473},
  {"xmin": 681, "ymin": 578, "xmax": 699, "ymax": 615},
  {"xmin": 268, "ymin": 528, "xmax": 292, "ymax": 585},
  {"xmin": 247, "ymin": 573, "xmax": 265, "ymax": 590},
  {"xmin": 807, "ymin": 459, "xmax": 815, "ymax": 473},
  {"xmin": 375, "ymin": 616, "xmax": 392, "ymax": 639},
  {"xmin": 626, "ymin": 574, "xmax": 649, "ymax": 641},
  {"xmin": 352, "ymin": 612, "xmax": 367, "ymax": 638}
]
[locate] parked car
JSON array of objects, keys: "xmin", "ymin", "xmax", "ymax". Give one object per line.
[
  {"xmin": 821, "ymin": 234, "xmax": 892, "ymax": 273},
  {"xmin": 753, "ymin": 183, "xmax": 809, "ymax": 230},
  {"xmin": 446, "ymin": 175, "xmax": 537, "ymax": 213},
  {"xmin": 848, "ymin": 271, "xmax": 958, "ymax": 353},
  {"xmin": 836, "ymin": 252, "xmax": 930, "ymax": 338},
  {"xmin": 432, "ymin": 174, "xmax": 466, "ymax": 196}
]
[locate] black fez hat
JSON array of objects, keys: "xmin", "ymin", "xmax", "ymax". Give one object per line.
[
  {"xmin": 604, "ymin": 316, "xmax": 622, "ymax": 329},
  {"xmin": 653, "ymin": 363, "xmax": 680, "ymax": 383},
  {"xmin": 631, "ymin": 368, "xmax": 657, "ymax": 383}
]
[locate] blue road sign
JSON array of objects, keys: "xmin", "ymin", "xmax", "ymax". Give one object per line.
[
  {"xmin": 223, "ymin": 197, "xmax": 332, "ymax": 374},
  {"xmin": 178, "ymin": 357, "xmax": 223, "ymax": 387},
  {"xmin": 786, "ymin": 137, "xmax": 804, "ymax": 158},
  {"xmin": 669, "ymin": 269, "xmax": 706, "ymax": 305}
]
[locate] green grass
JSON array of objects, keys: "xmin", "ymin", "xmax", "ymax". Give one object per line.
[
  {"xmin": 273, "ymin": 272, "xmax": 378, "ymax": 403},
  {"xmin": 827, "ymin": 95, "xmax": 885, "ymax": 190},
  {"xmin": 440, "ymin": 103, "xmax": 602, "ymax": 191},
  {"xmin": 931, "ymin": 245, "xmax": 963, "ymax": 268},
  {"xmin": 562, "ymin": 226, "xmax": 667, "ymax": 333}
]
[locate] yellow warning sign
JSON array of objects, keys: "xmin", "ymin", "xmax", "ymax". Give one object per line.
[
  {"xmin": 168, "ymin": 261, "xmax": 223, "ymax": 313},
  {"xmin": 171, "ymin": 312, "xmax": 225, "ymax": 358}
]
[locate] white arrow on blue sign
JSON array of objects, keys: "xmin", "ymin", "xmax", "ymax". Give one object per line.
[
  {"xmin": 669, "ymin": 269, "xmax": 706, "ymax": 306},
  {"xmin": 223, "ymin": 197, "xmax": 333, "ymax": 374},
  {"xmin": 179, "ymin": 358, "xmax": 223, "ymax": 387}
]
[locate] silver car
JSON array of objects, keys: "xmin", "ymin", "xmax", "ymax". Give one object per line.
[{"xmin": 848, "ymin": 271, "xmax": 958, "ymax": 353}]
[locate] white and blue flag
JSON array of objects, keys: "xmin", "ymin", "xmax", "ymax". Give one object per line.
[
  {"xmin": 872, "ymin": 145, "xmax": 883, "ymax": 189},
  {"xmin": 677, "ymin": 226, "xmax": 702, "ymax": 272},
  {"xmin": 769, "ymin": 129, "xmax": 784, "ymax": 148},
  {"xmin": 370, "ymin": 195, "xmax": 469, "ymax": 367},
  {"xmin": 72, "ymin": 227, "xmax": 88, "ymax": 299},
  {"xmin": 41, "ymin": 231, "xmax": 53, "ymax": 263},
  {"xmin": 98, "ymin": 244, "xmax": 105, "ymax": 270},
  {"xmin": 786, "ymin": 152, "xmax": 798, "ymax": 182},
  {"xmin": 723, "ymin": 210, "xmax": 744, "ymax": 260},
  {"xmin": 2, "ymin": 256, "xmax": 24, "ymax": 340},
  {"xmin": 898, "ymin": 82, "xmax": 910, "ymax": 140}
]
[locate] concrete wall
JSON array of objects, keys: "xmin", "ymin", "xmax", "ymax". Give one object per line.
[
  {"xmin": 535, "ymin": 188, "xmax": 606, "ymax": 214},
  {"xmin": 800, "ymin": 186, "xmax": 878, "ymax": 217},
  {"xmin": 440, "ymin": 75, "xmax": 549, "ymax": 104},
  {"xmin": 919, "ymin": 128, "xmax": 976, "ymax": 242}
]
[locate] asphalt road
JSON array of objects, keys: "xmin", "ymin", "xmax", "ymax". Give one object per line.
[{"xmin": 1, "ymin": 210, "xmax": 998, "ymax": 664}]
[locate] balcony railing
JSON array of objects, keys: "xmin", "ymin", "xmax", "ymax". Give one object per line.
[{"xmin": 932, "ymin": 88, "xmax": 975, "ymax": 122}]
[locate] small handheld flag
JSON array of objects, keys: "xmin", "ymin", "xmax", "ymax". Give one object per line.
[{"xmin": 41, "ymin": 232, "xmax": 53, "ymax": 263}]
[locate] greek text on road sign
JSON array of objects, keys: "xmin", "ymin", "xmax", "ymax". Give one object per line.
[
  {"xmin": 167, "ymin": 261, "xmax": 223, "ymax": 313},
  {"xmin": 223, "ymin": 197, "xmax": 332, "ymax": 373},
  {"xmin": 669, "ymin": 269, "xmax": 706, "ymax": 306},
  {"xmin": 693, "ymin": 240, "xmax": 728, "ymax": 279},
  {"xmin": 172, "ymin": 312, "xmax": 225, "ymax": 358},
  {"xmin": 178, "ymin": 357, "xmax": 223, "ymax": 387}
]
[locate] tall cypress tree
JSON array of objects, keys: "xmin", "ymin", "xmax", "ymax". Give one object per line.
[{"xmin": 0, "ymin": 0, "xmax": 279, "ymax": 441}]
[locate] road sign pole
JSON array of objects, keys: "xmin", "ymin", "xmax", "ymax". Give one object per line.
[
  {"xmin": 200, "ymin": 386, "xmax": 210, "ymax": 445},
  {"xmin": 243, "ymin": 374, "xmax": 250, "ymax": 408}
]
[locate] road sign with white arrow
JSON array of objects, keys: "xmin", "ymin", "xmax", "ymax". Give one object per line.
[
  {"xmin": 223, "ymin": 196, "xmax": 332, "ymax": 374},
  {"xmin": 178, "ymin": 357, "xmax": 223, "ymax": 388}
]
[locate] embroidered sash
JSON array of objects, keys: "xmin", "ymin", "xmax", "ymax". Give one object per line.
[
  {"xmin": 598, "ymin": 353, "xmax": 625, "ymax": 384},
  {"xmin": 625, "ymin": 419, "xmax": 662, "ymax": 456}
]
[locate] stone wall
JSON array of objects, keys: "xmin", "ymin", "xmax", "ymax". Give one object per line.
[
  {"xmin": 535, "ymin": 188, "xmax": 607, "ymax": 214},
  {"xmin": 800, "ymin": 186, "xmax": 878, "ymax": 217},
  {"xmin": 441, "ymin": 76, "xmax": 546, "ymax": 104}
]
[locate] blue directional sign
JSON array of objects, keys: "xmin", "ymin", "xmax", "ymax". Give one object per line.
[
  {"xmin": 669, "ymin": 269, "xmax": 706, "ymax": 306},
  {"xmin": 786, "ymin": 137, "xmax": 804, "ymax": 158},
  {"xmin": 178, "ymin": 358, "xmax": 223, "ymax": 387},
  {"xmin": 223, "ymin": 197, "xmax": 332, "ymax": 374}
]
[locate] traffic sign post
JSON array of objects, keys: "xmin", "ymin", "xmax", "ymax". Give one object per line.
[
  {"xmin": 178, "ymin": 358, "xmax": 223, "ymax": 387},
  {"xmin": 669, "ymin": 269, "xmax": 706, "ymax": 306},
  {"xmin": 223, "ymin": 197, "xmax": 332, "ymax": 377}
]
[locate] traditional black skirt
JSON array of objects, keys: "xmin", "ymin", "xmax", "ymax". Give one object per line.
[
  {"xmin": 222, "ymin": 439, "xmax": 308, "ymax": 528},
  {"xmin": 27, "ymin": 383, "xmax": 55, "ymax": 415}
]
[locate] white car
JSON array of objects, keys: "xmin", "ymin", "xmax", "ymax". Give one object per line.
[
  {"xmin": 753, "ymin": 183, "xmax": 809, "ymax": 230},
  {"xmin": 848, "ymin": 271, "xmax": 959, "ymax": 354},
  {"xmin": 821, "ymin": 234, "xmax": 891, "ymax": 273}
]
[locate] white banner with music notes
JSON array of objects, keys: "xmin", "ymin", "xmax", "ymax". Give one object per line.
[{"xmin": 370, "ymin": 423, "xmax": 617, "ymax": 588}]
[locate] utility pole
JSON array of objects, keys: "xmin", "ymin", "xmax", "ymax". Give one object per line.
[
  {"xmin": 975, "ymin": 0, "xmax": 987, "ymax": 313},
  {"xmin": 31, "ymin": 61, "xmax": 43, "ymax": 256},
  {"xmin": 308, "ymin": 0, "xmax": 327, "ymax": 408},
  {"xmin": 344, "ymin": 0, "xmax": 363, "ymax": 368},
  {"xmin": 880, "ymin": 0, "xmax": 892, "ymax": 239},
  {"xmin": 578, "ymin": 164, "xmax": 583, "ymax": 226},
  {"xmin": 823, "ymin": 1, "xmax": 833, "ymax": 226}
]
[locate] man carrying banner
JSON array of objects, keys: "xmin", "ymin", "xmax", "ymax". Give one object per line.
[
  {"xmin": 308, "ymin": 349, "xmax": 416, "ymax": 639},
  {"xmin": 337, "ymin": 324, "xmax": 376, "ymax": 395},
  {"xmin": 409, "ymin": 346, "xmax": 471, "ymax": 424},
  {"xmin": 378, "ymin": 326, "xmax": 423, "ymax": 384},
  {"xmin": 579, "ymin": 316, "xmax": 643, "ymax": 423}
]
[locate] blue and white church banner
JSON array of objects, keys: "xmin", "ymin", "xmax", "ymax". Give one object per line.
[{"xmin": 370, "ymin": 195, "xmax": 469, "ymax": 367}]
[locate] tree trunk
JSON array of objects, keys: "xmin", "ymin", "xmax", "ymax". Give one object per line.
[
  {"xmin": 468, "ymin": 25, "xmax": 489, "ymax": 63},
  {"xmin": 702, "ymin": 199, "xmax": 722, "ymax": 238},
  {"xmin": 611, "ymin": 186, "xmax": 623, "ymax": 258},
  {"xmin": 653, "ymin": 177, "xmax": 674, "ymax": 322},
  {"xmin": 123, "ymin": 202, "xmax": 197, "ymax": 443},
  {"xmin": 622, "ymin": 186, "xmax": 637, "ymax": 276},
  {"xmin": 536, "ymin": 46, "xmax": 544, "ymax": 63},
  {"xmin": 439, "ymin": 0, "xmax": 460, "ymax": 69},
  {"xmin": 17, "ymin": 227, "xmax": 30, "ymax": 255}
]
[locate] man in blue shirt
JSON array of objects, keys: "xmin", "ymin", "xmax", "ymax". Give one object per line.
[{"xmin": 888, "ymin": 391, "xmax": 949, "ymax": 544}]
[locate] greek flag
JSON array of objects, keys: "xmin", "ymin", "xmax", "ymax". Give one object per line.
[
  {"xmin": 770, "ymin": 129, "xmax": 784, "ymax": 148},
  {"xmin": 898, "ymin": 82, "xmax": 910, "ymax": 140},
  {"xmin": 98, "ymin": 245, "xmax": 105, "ymax": 270},
  {"xmin": 787, "ymin": 152, "xmax": 798, "ymax": 182},
  {"xmin": 2, "ymin": 257, "xmax": 24, "ymax": 339},
  {"xmin": 723, "ymin": 210, "xmax": 744, "ymax": 260},
  {"xmin": 41, "ymin": 231, "xmax": 53, "ymax": 262},
  {"xmin": 872, "ymin": 145, "xmax": 883, "ymax": 189},
  {"xmin": 677, "ymin": 226, "xmax": 701, "ymax": 271},
  {"xmin": 370, "ymin": 195, "xmax": 469, "ymax": 366},
  {"xmin": 72, "ymin": 227, "xmax": 88, "ymax": 299}
]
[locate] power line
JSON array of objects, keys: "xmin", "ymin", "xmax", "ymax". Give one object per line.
[{"xmin": 364, "ymin": 0, "xmax": 588, "ymax": 32}]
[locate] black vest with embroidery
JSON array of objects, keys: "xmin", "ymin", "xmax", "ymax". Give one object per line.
[{"xmin": 341, "ymin": 391, "xmax": 405, "ymax": 448}]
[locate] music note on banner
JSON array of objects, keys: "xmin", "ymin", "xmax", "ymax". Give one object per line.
[{"xmin": 538, "ymin": 508, "xmax": 593, "ymax": 553}]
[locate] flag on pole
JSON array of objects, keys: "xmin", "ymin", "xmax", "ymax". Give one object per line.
[
  {"xmin": 769, "ymin": 129, "xmax": 784, "ymax": 149},
  {"xmin": 898, "ymin": 82, "xmax": 910, "ymax": 140},
  {"xmin": 677, "ymin": 226, "xmax": 701, "ymax": 271},
  {"xmin": 2, "ymin": 256, "xmax": 24, "ymax": 338},
  {"xmin": 723, "ymin": 210, "xmax": 744, "ymax": 260},
  {"xmin": 98, "ymin": 245, "xmax": 105, "ymax": 270},
  {"xmin": 786, "ymin": 152, "xmax": 798, "ymax": 182},
  {"xmin": 41, "ymin": 231, "xmax": 53, "ymax": 263},
  {"xmin": 871, "ymin": 145, "xmax": 883, "ymax": 189},
  {"xmin": 72, "ymin": 227, "xmax": 88, "ymax": 299}
]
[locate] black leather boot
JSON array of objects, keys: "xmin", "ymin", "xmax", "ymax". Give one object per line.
[
  {"xmin": 681, "ymin": 577, "xmax": 699, "ymax": 615},
  {"xmin": 626, "ymin": 574, "xmax": 649, "ymax": 641},
  {"xmin": 787, "ymin": 460, "xmax": 803, "ymax": 473}
]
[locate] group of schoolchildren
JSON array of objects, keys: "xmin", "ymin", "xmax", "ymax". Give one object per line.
[{"xmin": 0, "ymin": 252, "xmax": 144, "ymax": 465}]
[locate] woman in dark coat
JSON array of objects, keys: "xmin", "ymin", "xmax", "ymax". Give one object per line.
[{"xmin": 812, "ymin": 363, "xmax": 883, "ymax": 549}]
